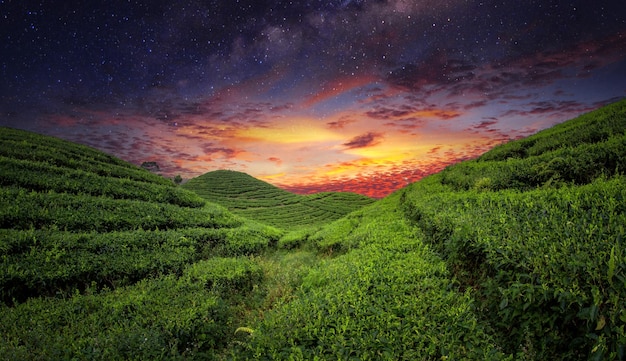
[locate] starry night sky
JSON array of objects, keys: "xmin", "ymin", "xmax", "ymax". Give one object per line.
[{"xmin": 2, "ymin": 0, "xmax": 626, "ymax": 197}]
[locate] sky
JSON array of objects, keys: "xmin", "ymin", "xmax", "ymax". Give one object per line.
[{"xmin": 1, "ymin": 0, "xmax": 625, "ymax": 198}]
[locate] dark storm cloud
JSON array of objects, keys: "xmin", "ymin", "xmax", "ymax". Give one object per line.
[{"xmin": 343, "ymin": 132, "xmax": 383, "ymax": 149}]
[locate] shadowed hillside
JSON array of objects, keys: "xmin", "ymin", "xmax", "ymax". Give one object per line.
[{"xmin": 182, "ymin": 169, "xmax": 374, "ymax": 230}]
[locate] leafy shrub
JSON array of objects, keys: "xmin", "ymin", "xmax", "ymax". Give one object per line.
[
  {"xmin": 181, "ymin": 257, "xmax": 263, "ymax": 294},
  {"xmin": 182, "ymin": 170, "xmax": 374, "ymax": 230},
  {"xmin": 227, "ymin": 199, "xmax": 506, "ymax": 359},
  {"xmin": 0, "ymin": 187, "xmax": 241, "ymax": 232},
  {"xmin": 214, "ymin": 224, "xmax": 282, "ymax": 256},
  {"xmin": 400, "ymin": 175, "xmax": 626, "ymax": 359},
  {"xmin": 0, "ymin": 127, "xmax": 173, "ymax": 185},
  {"xmin": 236, "ymin": 211, "xmax": 508, "ymax": 360},
  {"xmin": 277, "ymin": 226, "xmax": 319, "ymax": 249},
  {"xmin": 0, "ymin": 156, "xmax": 206, "ymax": 207},
  {"xmin": 0, "ymin": 275, "xmax": 229, "ymax": 360}
]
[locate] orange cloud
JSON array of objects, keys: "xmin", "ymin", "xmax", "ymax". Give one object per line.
[
  {"xmin": 268, "ymin": 156, "xmax": 282, "ymax": 165},
  {"xmin": 236, "ymin": 117, "xmax": 344, "ymax": 144}
]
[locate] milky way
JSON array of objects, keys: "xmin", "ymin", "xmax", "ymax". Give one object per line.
[{"xmin": 2, "ymin": 0, "xmax": 626, "ymax": 197}]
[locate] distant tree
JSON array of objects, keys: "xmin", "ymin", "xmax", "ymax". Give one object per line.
[
  {"xmin": 141, "ymin": 161, "xmax": 160, "ymax": 172},
  {"xmin": 173, "ymin": 174, "xmax": 183, "ymax": 185}
]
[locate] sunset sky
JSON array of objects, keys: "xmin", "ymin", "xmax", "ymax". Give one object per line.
[{"xmin": 2, "ymin": 0, "xmax": 625, "ymax": 198}]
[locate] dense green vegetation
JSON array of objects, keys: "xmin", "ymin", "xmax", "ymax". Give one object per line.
[
  {"xmin": 231, "ymin": 99, "xmax": 626, "ymax": 359},
  {"xmin": 0, "ymin": 127, "xmax": 283, "ymax": 359},
  {"xmin": 182, "ymin": 170, "xmax": 374, "ymax": 230},
  {"xmin": 1, "ymin": 98, "xmax": 626, "ymax": 360}
]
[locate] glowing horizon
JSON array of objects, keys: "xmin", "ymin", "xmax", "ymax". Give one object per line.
[{"xmin": 1, "ymin": 1, "xmax": 625, "ymax": 198}]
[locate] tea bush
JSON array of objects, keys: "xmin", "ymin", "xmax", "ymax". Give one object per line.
[
  {"xmin": 401, "ymin": 176, "xmax": 626, "ymax": 359},
  {"xmin": 182, "ymin": 170, "xmax": 374, "ymax": 230},
  {"xmin": 181, "ymin": 257, "xmax": 263, "ymax": 294},
  {"xmin": 0, "ymin": 187, "xmax": 240, "ymax": 232},
  {"xmin": 0, "ymin": 156, "xmax": 206, "ymax": 207},
  {"xmin": 0, "ymin": 267, "xmax": 243, "ymax": 360},
  {"xmin": 234, "ymin": 199, "xmax": 510, "ymax": 360},
  {"xmin": 0, "ymin": 127, "xmax": 172, "ymax": 185}
]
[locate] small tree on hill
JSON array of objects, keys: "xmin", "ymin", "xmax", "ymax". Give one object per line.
[
  {"xmin": 174, "ymin": 175, "xmax": 183, "ymax": 185},
  {"xmin": 141, "ymin": 161, "xmax": 160, "ymax": 172}
]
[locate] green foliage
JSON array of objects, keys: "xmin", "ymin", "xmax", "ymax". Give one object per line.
[
  {"xmin": 2, "ymin": 101, "xmax": 626, "ymax": 360},
  {"xmin": 0, "ymin": 156, "xmax": 205, "ymax": 207},
  {"xmin": 438, "ymin": 100, "xmax": 626, "ymax": 192},
  {"xmin": 0, "ymin": 255, "xmax": 266, "ymax": 360},
  {"xmin": 0, "ymin": 226, "xmax": 278, "ymax": 304},
  {"xmin": 181, "ymin": 257, "xmax": 263, "ymax": 294},
  {"xmin": 182, "ymin": 170, "xmax": 374, "ymax": 230},
  {"xmin": 440, "ymin": 134, "xmax": 626, "ymax": 191},
  {"xmin": 0, "ymin": 127, "xmax": 172, "ymax": 186},
  {"xmin": 235, "ymin": 200, "xmax": 508, "ymax": 360},
  {"xmin": 479, "ymin": 100, "xmax": 626, "ymax": 162},
  {"xmin": 401, "ymin": 173, "xmax": 626, "ymax": 359},
  {"xmin": 0, "ymin": 127, "xmax": 284, "ymax": 358},
  {"xmin": 277, "ymin": 226, "xmax": 320, "ymax": 250},
  {"xmin": 0, "ymin": 187, "xmax": 238, "ymax": 232},
  {"xmin": 214, "ymin": 223, "xmax": 282, "ymax": 257}
]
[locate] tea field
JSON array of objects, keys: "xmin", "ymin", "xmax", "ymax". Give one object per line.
[
  {"xmin": 181, "ymin": 170, "xmax": 374, "ymax": 230},
  {"xmin": 1, "ymin": 98, "xmax": 626, "ymax": 360},
  {"xmin": 231, "ymin": 99, "xmax": 626, "ymax": 360},
  {"xmin": 0, "ymin": 127, "xmax": 286, "ymax": 359}
]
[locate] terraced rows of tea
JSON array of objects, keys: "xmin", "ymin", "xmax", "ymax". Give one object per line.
[
  {"xmin": 2, "ymin": 99, "xmax": 626, "ymax": 360},
  {"xmin": 232, "ymin": 99, "xmax": 626, "ymax": 360},
  {"xmin": 182, "ymin": 170, "xmax": 374, "ymax": 230},
  {"xmin": 0, "ymin": 127, "xmax": 283, "ymax": 359}
]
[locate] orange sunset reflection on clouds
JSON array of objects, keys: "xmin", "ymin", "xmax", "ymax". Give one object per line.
[
  {"xmin": 118, "ymin": 90, "xmax": 520, "ymax": 198},
  {"xmin": 4, "ymin": 0, "xmax": 624, "ymax": 198}
]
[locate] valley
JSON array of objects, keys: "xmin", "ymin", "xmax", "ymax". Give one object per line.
[{"xmin": 1, "ymin": 99, "xmax": 626, "ymax": 360}]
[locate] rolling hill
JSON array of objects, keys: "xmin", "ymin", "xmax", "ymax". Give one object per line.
[
  {"xmin": 0, "ymin": 127, "xmax": 284, "ymax": 359},
  {"xmin": 233, "ymin": 99, "xmax": 626, "ymax": 360},
  {"xmin": 1, "ymin": 98, "xmax": 625, "ymax": 360},
  {"xmin": 181, "ymin": 169, "xmax": 374, "ymax": 230}
]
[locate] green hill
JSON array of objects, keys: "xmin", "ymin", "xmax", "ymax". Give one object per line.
[
  {"xmin": 237, "ymin": 99, "xmax": 626, "ymax": 360},
  {"xmin": 181, "ymin": 169, "xmax": 374, "ymax": 230},
  {"xmin": 0, "ymin": 127, "xmax": 283, "ymax": 359},
  {"xmin": 1, "ymin": 98, "xmax": 626, "ymax": 360}
]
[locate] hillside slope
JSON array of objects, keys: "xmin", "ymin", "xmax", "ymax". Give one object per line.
[
  {"xmin": 233, "ymin": 99, "xmax": 626, "ymax": 360},
  {"xmin": 2, "ymin": 98, "xmax": 625, "ymax": 360},
  {"xmin": 182, "ymin": 169, "xmax": 374, "ymax": 230},
  {"xmin": 0, "ymin": 127, "xmax": 282, "ymax": 359}
]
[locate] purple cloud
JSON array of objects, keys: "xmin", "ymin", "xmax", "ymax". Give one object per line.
[{"xmin": 343, "ymin": 132, "xmax": 384, "ymax": 149}]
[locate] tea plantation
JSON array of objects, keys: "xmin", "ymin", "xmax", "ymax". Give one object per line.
[
  {"xmin": 0, "ymin": 127, "xmax": 286, "ymax": 359},
  {"xmin": 1, "ymin": 98, "xmax": 626, "ymax": 360},
  {"xmin": 181, "ymin": 169, "xmax": 374, "ymax": 230}
]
